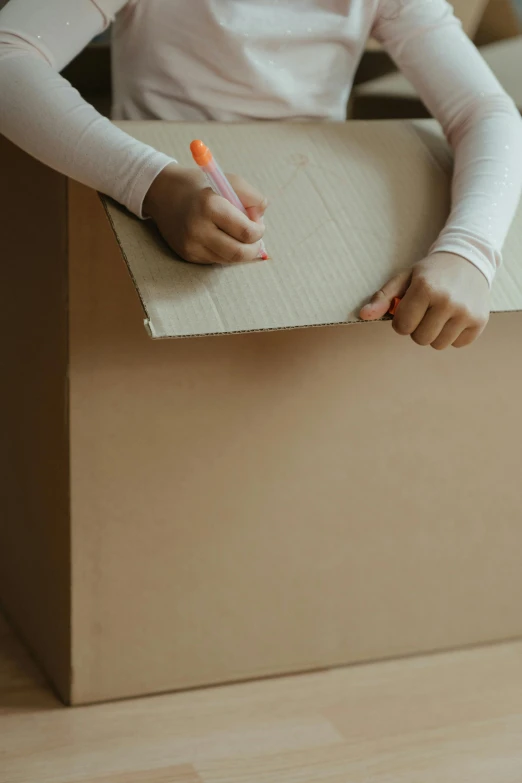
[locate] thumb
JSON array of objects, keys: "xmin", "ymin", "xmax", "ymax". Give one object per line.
[
  {"xmin": 227, "ymin": 173, "xmax": 269, "ymax": 224},
  {"xmin": 359, "ymin": 270, "xmax": 412, "ymax": 321}
]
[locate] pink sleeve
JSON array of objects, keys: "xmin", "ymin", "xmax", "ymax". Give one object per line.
[
  {"xmin": 0, "ymin": 0, "xmax": 174, "ymax": 218},
  {"xmin": 373, "ymin": 0, "xmax": 522, "ymax": 286}
]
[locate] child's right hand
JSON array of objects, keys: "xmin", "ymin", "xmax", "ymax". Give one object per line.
[{"xmin": 143, "ymin": 164, "xmax": 268, "ymax": 265}]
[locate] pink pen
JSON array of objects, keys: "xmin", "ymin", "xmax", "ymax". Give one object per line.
[{"xmin": 190, "ymin": 139, "xmax": 269, "ymax": 260}]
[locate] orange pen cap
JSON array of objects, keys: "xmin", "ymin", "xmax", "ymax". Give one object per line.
[
  {"xmin": 388, "ymin": 296, "xmax": 401, "ymax": 316},
  {"xmin": 190, "ymin": 139, "xmax": 213, "ymax": 167}
]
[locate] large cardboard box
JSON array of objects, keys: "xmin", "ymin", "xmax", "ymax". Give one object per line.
[{"xmin": 2, "ymin": 121, "xmax": 522, "ymax": 706}]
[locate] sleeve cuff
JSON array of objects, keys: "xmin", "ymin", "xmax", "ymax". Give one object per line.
[
  {"xmin": 429, "ymin": 234, "xmax": 501, "ymax": 288},
  {"xmin": 124, "ymin": 151, "xmax": 176, "ymax": 219}
]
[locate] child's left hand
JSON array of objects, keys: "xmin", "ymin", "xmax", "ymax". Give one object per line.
[{"xmin": 359, "ymin": 253, "xmax": 490, "ymax": 350}]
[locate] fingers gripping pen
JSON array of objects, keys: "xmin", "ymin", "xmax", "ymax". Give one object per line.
[{"xmin": 190, "ymin": 139, "xmax": 269, "ymax": 261}]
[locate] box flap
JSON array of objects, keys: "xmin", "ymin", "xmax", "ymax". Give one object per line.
[{"xmin": 102, "ymin": 120, "xmax": 522, "ymax": 338}]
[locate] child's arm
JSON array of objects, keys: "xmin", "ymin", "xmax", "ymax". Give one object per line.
[
  {"xmin": 360, "ymin": 0, "xmax": 522, "ymax": 349},
  {"xmin": 0, "ymin": 0, "xmax": 174, "ymax": 218},
  {"xmin": 0, "ymin": 0, "xmax": 266, "ymax": 263}
]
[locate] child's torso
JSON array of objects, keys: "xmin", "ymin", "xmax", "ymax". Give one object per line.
[{"xmin": 111, "ymin": 0, "xmax": 379, "ymax": 121}]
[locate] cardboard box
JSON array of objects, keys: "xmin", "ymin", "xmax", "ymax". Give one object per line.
[
  {"xmin": 2, "ymin": 120, "xmax": 522, "ymax": 705},
  {"xmin": 475, "ymin": 0, "xmax": 521, "ymax": 45},
  {"xmin": 353, "ymin": 36, "xmax": 522, "ymax": 119},
  {"xmin": 451, "ymin": 0, "xmax": 492, "ymax": 36}
]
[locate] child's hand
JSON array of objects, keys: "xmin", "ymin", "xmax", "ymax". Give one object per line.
[
  {"xmin": 359, "ymin": 253, "xmax": 490, "ymax": 350},
  {"xmin": 143, "ymin": 164, "xmax": 268, "ymax": 264}
]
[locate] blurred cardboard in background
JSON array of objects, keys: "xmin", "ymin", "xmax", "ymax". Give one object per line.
[
  {"xmin": 352, "ymin": 35, "xmax": 522, "ymax": 119},
  {"xmin": 475, "ymin": 0, "xmax": 521, "ymax": 44}
]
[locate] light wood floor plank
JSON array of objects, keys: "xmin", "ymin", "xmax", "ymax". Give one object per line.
[
  {"xmin": 197, "ymin": 716, "xmax": 522, "ymax": 783},
  {"xmin": 73, "ymin": 766, "xmax": 203, "ymax": 783},
  {"xmin": 2, "ymin": 613, "xmax": 522, "ymax": 783}
]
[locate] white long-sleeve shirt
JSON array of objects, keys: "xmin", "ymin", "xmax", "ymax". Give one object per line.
[{"xmin": 1, "ymin": 0, "xmax": 521, "ymax": 285}]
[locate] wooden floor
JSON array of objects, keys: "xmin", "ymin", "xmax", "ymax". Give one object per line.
[{"xmin": 2, "ymin": 614, "xmax": 522, "ymax": 783}]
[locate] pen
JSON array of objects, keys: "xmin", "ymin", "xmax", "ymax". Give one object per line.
[
  {"xmin": 388, "ymin": 297, "xmax": 401, "ymax": 316},
  {"xmin": 190, "ymin": 139, "xmax": 269, "ymax": 261}
]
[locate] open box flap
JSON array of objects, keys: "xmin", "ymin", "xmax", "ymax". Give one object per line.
[{"xmin": 102, "ymin": 120, "xmax": 522, "ymax": 338}]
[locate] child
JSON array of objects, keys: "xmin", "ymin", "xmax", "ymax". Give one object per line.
[{"xmin": 1, "ymin": 0, "xmax": 521, "ymax": 349}]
